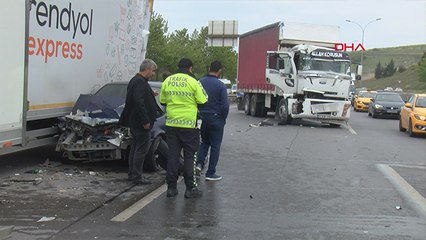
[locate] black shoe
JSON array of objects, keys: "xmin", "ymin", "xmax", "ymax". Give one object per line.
[
  {"xmin": 166, "ymin": 188, "xmax": 178, "ymax": 198},
  {"xmin": 184, "ymin": 187, "xmax": 202, "ymax": 198},
  {"xmin": 132, "ymin": 178, "xmax": 152, "ymax": 185},
  {"xmin": 205, "ymin": 174, "xmax": 222, "ymax": 181}
]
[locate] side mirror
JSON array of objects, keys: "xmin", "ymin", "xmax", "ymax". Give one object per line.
[
  {"xmin": 404, "ymin": 103, "xmax": 412, "ymax": 108},
  {"xmin": 370, "ymin": 98, "xmax": 374, "ymax": 102},
  {"xmin": 355, "ymin": 75, "xmax": 361, "ymax": 80},
  {"xmin": 354, "ymin": 95, "xmax": 358, "ymax": 99}
]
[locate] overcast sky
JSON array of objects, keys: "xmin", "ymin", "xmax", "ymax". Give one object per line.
[{"xmin": 153, "ymin": 0, "xmax": 426, "ymax": 49}]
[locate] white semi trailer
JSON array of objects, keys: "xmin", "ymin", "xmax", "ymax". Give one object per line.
[{"xmin": 0, "ymin": 0, "xmax": 153, "ymax": 155}]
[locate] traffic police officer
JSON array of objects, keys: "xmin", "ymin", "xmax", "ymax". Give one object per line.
[{"xmin": 160, "ymin": 58, "xmax": 208, "ymax": 198}]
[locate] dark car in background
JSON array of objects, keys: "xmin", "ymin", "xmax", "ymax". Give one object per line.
[
  {"xmin": 56, "ymin": 81, "xmax": 169, "ymax": 171},
  {"xmin": 368, "ymin": 92, "xmax": 405, "ymax": 119}
]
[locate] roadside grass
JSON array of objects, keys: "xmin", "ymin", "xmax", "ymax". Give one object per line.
[{"xmin": 354, "ymin": 65, "xmax": 426, "ymax": 92}]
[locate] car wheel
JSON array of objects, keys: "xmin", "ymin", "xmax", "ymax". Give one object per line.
[
  {"xmin": 372, "ymin": 110, "xmax": 377, "ymax": 119},
  {"xmin": 368, "ymin": 109, "xmax": 372, "ymax": 116},
  {"xmin": 399, "ymin": 117, "xmax": 406, "ymax": 132},
  {"xmin": 144, "ymin": 136, "xmax": 162, "ymax": 172},
  {"xmin": 244, "ymin": 94, "xmax": 251, "ymax": 115},
  {"xmin": 154, "ymin": 138, "xmax": 184, "ymax": 173},
  {"xmin": 408, "ymin": 119, "xmax": 415, "ymax": 137}
]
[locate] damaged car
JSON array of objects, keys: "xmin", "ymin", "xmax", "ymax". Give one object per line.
[{"xmin": 55, "ymin": 81, "xmax": 169, "ymax": 171}]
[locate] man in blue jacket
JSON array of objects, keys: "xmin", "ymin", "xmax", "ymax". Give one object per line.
[{"xmin": 195, "ymin": 61, "xmax": 229, "ymax": 181}]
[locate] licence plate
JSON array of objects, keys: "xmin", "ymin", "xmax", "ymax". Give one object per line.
[{"xmin": 387, "ymin": 110, "xmax": 397, "ymax": 113}]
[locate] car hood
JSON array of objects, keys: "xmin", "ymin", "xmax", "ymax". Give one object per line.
[
  {"xmin": 414, "ymin": 107, "xmax": 426, "ymax": 115},
  {"xmin": 375, "ymin": 101, "xmax": 405, "ymax": 108},
  {"xmin": 71, "ymin": 94, "xmax": 125, "ymax": 120}
]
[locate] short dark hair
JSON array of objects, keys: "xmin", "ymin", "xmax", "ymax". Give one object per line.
[
  {"xmin": 209, "ymin": 60, "xmax": 222, "ymax": 72},
  {"xmin": 178, "ymin": 58, "xmax": 193, "ymax": 69}
]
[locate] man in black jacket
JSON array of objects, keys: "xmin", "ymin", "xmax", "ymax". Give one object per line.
[{"xmin": 119, "ymin": 59, "xmax": 158, "ymax": 185}]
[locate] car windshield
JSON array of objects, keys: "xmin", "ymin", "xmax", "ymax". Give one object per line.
[
  {"xmin": 376, "ymin": 94, "xmax": 403, "ymax": 102},
  {"xmin": 415, "ymin": 97, "xmax": 426, "ymax": 107},
  {"xmin": 95, "ymin": 84, "xmax": 127, "ymax": 98},
  {"xmin": 358, "ymin": 91, "xmax": 376, "ymax": 98}
]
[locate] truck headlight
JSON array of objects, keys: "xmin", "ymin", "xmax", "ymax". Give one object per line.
[
  {"xmin": 414, "ymin": 114, "xmax": 426, "ymax": 121},
  {"xmin": 374, "ymin": 104, "xmax": 383, "ymax": 109}
]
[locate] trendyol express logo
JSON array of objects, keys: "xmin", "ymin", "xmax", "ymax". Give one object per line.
[
  {"xmin": 29, "ymin": 1, "xmax": 94, "ymax": 63},
  {"xmin": 334, "ymin": 43, "xmax": 365, "ymax": 52}
]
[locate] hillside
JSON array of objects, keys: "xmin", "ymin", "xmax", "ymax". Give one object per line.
[
  {"xmin": 354, "ymin": 64, "xmax": 425, "ymax": 92},
  {"xmin": 350, "ymin": 44, "xmax": 426, "ymax": 92},
  {"xmin": 348, "ymin": 44, "xmax": 426, "ymax": 77}
]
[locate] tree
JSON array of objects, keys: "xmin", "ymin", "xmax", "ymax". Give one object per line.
[
  {"xmin": 383, "ymin": 59, "xmax": 396, "ymax": 77},
  {"xmin": 417, "ymin": 53, "xmax": 426, "ymax": 82},
  {"xmin": 375, "ymin": 62, "xmax": 383, "ymax": 79},
  {"xmin": 146, "ymin": 12, "xmax": 237, "ymax": 82}
]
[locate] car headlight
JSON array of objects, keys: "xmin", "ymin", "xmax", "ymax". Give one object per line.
[
  {"xmin": 414, "ymin": 114, "xmax": 426, "ymax": 121},
  {"xmin": 374, "ymin": 104, "xmax": 383, "ymax": 109}
]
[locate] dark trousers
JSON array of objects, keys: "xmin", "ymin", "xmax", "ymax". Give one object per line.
[
  {"xmin": 128, "ymin": 128, "xmax": 150, "ymax": 182},
  {"xmin": 166, "ymin": 127, "xmax": 199, "ymax": 189},
  {"xmin": 196, "ymin": 114, "xmax": 225, "ymax": 176}
]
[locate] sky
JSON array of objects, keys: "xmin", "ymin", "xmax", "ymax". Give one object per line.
[{"xmin": 153, "ymin": 0, "xmax": 426, "ymax": 49}]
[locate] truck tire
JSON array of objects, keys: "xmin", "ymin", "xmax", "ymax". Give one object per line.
[
  {"xmin": 244, "ymin": 94, "xmax": 251, "ymax": 115},
  {"xmin": 237, "ymin": 97, "xmax": 244, "ymax": 110},
  {"xmin": 250, "ymin": 94, "xmax": 262, "ymax": 117},
  {"xmin": 276, "ymin": 98, "xmax": 290, "ymax": 125}
]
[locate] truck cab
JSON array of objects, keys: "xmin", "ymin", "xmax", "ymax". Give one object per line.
[{"xmin": 265, "ymin": 45, "xmax": 352, "ymax": 125}]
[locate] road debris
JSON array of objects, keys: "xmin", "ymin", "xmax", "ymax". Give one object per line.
[
  {"xmin": 36, "ymin": 216, "xmax": 56, "ymax": 222},
  {"xmin": 396, "ymin": 205, "xmax": 402, "ymax": 210}
]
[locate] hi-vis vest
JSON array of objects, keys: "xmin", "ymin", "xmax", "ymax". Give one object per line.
[{"xmin": 160, "ymin": 73, "xmax": 208, "ymax": 128}]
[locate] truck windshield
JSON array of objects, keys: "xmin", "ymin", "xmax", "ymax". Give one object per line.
[{"xmin": 299, "ymin": 55, "xmax": 351, "ymax": 75}]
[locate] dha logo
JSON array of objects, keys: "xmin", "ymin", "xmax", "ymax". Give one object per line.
[{"xmin": 334, "ymin": 43, "xmax": 365, "ymax": 52}]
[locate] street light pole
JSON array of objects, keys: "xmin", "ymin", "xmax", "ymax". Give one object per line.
[{"xmin": 346, "ymin": 18, "xmax": 381, "ymax": 77}]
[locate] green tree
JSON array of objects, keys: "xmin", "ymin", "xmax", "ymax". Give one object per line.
[
  {"xmin": 383, "ymin": 59, "xmax": 396, "ymax": 77},
  {"xmin": 146, "ymin": 12, "xmax": 170, "ymax": 80},
  {"xmin": 146, "ymin": 12, "xmax": 237, "ymax": 82},
  {"xmin": 375, "ymin": 62, "xmax": 383, "ymax": 79},
  {"xmin": 417, "ymin": 54, "xmax": 426, "ymax": 82}
]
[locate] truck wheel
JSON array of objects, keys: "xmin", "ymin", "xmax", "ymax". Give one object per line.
[
  {"xmin": 250, "ymin": 94, "xmax": 262, "ymax": 117},
  {"xmin": 276, "ymin": 98, "xmax": 290, "ymax": 125},
  {"xmin": 237, "ymin": 97, "xmax": 244, "ymax": 110},
  {"xmin": 244, "ymin": 94, "xmax": 251, "ymax": 115}
]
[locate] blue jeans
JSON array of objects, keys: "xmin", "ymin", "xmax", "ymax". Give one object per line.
[{"xmin": 196, "ymin": 114, "xmax": 225, "ymax": 176}]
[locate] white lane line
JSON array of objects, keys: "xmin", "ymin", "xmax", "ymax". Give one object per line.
[
  {"xmin": 343, "ymin": 123, "xmax": 357, "ymax": 135},
  {"xmin": 376, "ymin": 164, "xmax": 426, "ymax": 218},
  {"xmin": 111, "ymin": 177, "xmax": 182, "ymax": 222}
]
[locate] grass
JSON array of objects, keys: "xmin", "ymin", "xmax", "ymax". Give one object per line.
[
  {"xmin": 350, "ymin": 44, "xmax": 426, "ymax": 92},
  {"xmin": 354, "ymin": 65, "xmax": 426, "ymax": 92}
]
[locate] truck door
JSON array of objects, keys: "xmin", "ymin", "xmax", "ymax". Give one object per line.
[
  {"xmin": 0, "ymin": 0, "xmax": 27, "ymax": 148},
  {"xmin": 265, "ymin": 52, "xmax": 296, "ymax": 95}
]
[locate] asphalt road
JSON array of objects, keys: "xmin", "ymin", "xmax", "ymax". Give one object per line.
[{"xmin": 1, "ymin": 105, "xmax": 425, "ymax": 240}]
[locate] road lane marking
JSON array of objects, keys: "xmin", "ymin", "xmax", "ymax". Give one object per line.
[
  {"xmin": 111, "ymin": 177, "xmax": 182, "ymax": 222},
  {"xmin": 376, "ymin": 164, "xmax": 426, "ymax": 218}
]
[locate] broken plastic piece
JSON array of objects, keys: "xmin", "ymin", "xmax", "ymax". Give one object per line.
[{"xmin": 37, "ymin": 216, "xmax": 55, "ymax": 222}]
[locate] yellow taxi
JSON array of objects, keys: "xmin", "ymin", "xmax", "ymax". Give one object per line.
[
  {"xmin": 399, "ymin": 94, "xmax": 426, "ymax": 136},
  {"xmin": 353, "ymin": 91, "xmax": 377, "ymax": 112}
]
